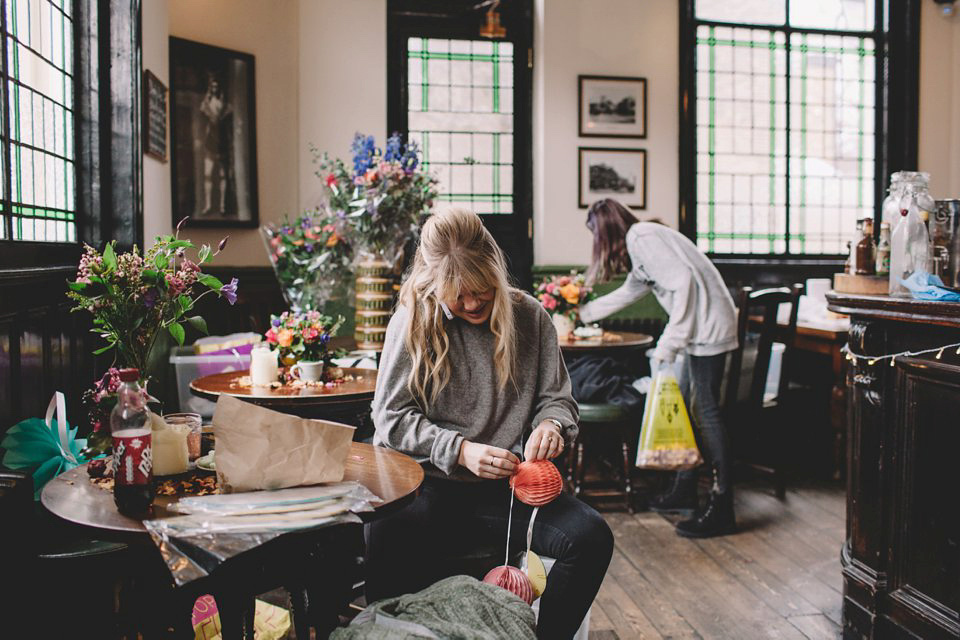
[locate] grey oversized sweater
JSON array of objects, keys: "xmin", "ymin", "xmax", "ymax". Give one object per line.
[{"xmin": 372, "ymin": 292, "xmax": 579, "ymax": 481}]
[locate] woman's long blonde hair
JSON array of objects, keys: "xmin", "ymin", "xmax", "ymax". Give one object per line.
[{"xmin": 399, "ymin": 208, "xmax": 516, "ymax": 409}]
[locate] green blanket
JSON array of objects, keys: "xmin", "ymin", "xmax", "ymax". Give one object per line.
[{"xmin": 331, "ymin": 575, "xmax": 537, "ymax": 640}]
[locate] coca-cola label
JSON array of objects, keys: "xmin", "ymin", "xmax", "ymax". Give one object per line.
[{"xmin": 112, "ymin": 428, "xmax": 152, "ymax": 486}]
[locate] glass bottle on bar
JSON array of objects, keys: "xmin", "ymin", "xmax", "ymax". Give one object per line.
[
  {"xmin": 881, "ymin": 172, "xmax": 905, "ymax": 229},
  {"xmin": 875, "ymin": 222, "xmax": 891, "ymax": 276},
  {"xmin": 889, "ymin": 189, "xmax": 931, "ymax": 296},
  {"xmin": 855, "ymin": 218, "xmax": 876, "ymax": 275}
]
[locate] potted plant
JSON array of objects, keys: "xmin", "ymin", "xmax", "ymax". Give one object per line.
[
  {"xmin": 534, "ymin": 273, "xmax": 594, "ymax": 339},
  {"xmin": 264, "ymin": 311, "xmax": 344, "ymax": 382}
]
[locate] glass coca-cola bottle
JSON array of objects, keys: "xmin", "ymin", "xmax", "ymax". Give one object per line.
[{"xmin": 110, "ymin": 368, "xmax": 154, "ymax": 516}]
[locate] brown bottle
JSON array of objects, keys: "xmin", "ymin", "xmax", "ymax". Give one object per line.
[{"xmin": 855, "ymin": 218, "xmax": 876, "ymax": 275}]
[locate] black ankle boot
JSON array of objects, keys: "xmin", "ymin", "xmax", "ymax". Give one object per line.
[
  {"xmin": 649, "ymin": 474, "xmax": 698, "ymax": 514},
  {"xmin": 675, "ymin": 488, "xmax": 736, "ymax": 538}
]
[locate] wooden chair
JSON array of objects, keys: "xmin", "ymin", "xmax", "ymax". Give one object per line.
[
  {"xmin": 724, "ymin": 284, "xmax": 802, "ymax": 499},
  {"xmin": 570, "ymin": 403, "xmax": 638, "ymax": 512}
]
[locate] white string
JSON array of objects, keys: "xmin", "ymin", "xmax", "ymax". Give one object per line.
[
  {"xmin": 841, "ymin": 340, "xmax": 960, "ymax": 366},
  {"xmin": 504, "ymin": 488, "xmax": 515, "ymax": 567}
]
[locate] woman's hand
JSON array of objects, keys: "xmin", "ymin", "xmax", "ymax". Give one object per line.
[
  {"xmin": 458, "ymin": 441, "xmax": 520, "ymax": 479},
  {"xmin": 524, "ymin": 422, "xmax": 565, "ymax": 461}
]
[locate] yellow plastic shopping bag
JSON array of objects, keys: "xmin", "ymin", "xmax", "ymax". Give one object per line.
[{"xmin": 635, "ymin": 371, "xmax": 703, "ymax": 470}]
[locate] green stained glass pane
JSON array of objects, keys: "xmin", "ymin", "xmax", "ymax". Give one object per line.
[
  {"xmin": 788, "ymin": 33, "xmax": 874, "ymax": 254},
  {"xmin": 407, "ymin": 37, "xmax": 514, "ymax": 215},
  {"xmin": 4, "ymin": 0, "xmax": 77, "ymax": 242}
]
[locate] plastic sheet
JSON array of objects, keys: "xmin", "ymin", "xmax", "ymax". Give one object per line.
[{"xmin": 144, "ymin": 482, "xmax": 381, "ymax": 585}]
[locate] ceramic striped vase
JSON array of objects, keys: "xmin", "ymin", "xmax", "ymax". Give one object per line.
[{"xmin": 354, "ymin": 257, "xmax": 396, "ymax": 351}]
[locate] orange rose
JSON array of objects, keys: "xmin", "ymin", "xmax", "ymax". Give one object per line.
[
  {"xmin": 560, "ymin": 283, "xmax": 580, "ymax": 304},
  {"xmin": 325, "ymin": 232, "xmax": 339, "ymax": 247},
  {"xmin": 277, "ymin": 329, "xmax": 294, "ymax": 347}
]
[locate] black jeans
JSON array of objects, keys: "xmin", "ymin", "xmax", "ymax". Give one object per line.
[
  {"xmin": 365, "ymin": 475, "xmax": 614, "ymax": 640},
  {"xmin": 677, "ymin": 352, "xmax": 732, "ymax": 493}
]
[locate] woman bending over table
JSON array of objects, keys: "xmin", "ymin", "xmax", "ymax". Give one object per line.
[
  {"xmin": 368, "ymin": 208, "xmax": 613, "ymax": 639},
  {"xmin": 578, "ymin": 198, "xmax": 738, "ymax": 538}
]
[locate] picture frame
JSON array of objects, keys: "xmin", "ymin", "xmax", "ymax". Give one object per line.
[
  {"xmin": 169, "ymin": 37, "xmax": 259, "ymax": 228},
  {"xmin": 578, "ymin": 147, "xmax": 647, "ymax": 210},
  {"xmin": 578, "ymin": 75, "xmax": 647, "ymax": 139},
  {"xmin": 143, "ymin": 70, "xmax": 167, "ymax": 162}
]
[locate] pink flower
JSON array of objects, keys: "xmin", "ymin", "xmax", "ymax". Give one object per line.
[
  {"xmin": 545, "ymin": 283, "xmax": 556, "ymax": 294},
  {"xmin": 557, "ymin": 276, "xmax": 571, "ymax": 286},
  {"xmin": 542, "ymin": 296, "xmax": 558, "ymax": 311}
]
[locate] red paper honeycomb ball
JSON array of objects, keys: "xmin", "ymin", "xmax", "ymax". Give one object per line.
[
  {"xmin": 482, "ymin": 565, "xmax": 535, "ymax": 605},
  {"xmin": 510, "ymin": 459, "xmax": 564, "ymax": 506}
]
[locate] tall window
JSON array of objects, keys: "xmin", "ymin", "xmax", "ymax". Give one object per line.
[
  {"xmin": 388, "ymin": 0, "xmax": 533, "ymax": 288},
  {"xmin": 407, "ymin": 38, "xmax": 514, "ymax": 216},
  {"xmin": 682, "ymin": 0, "xmax": 884, "ymax": 256},
  {"xmin": 0, "ymin": 0, "xmax": 75, "ymax": 242}
]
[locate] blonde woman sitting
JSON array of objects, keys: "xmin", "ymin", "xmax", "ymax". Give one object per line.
[{"xmin": 367, "ymin": 208, "xmax": 613, "ymax": 639}]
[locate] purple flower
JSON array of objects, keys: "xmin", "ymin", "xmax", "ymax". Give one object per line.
[
  {"xmin": 320, "ymin": 333, "xmax": 330, "ymax": 344},
  {"xmin": 220, "ymin": 278, "xmax": 239, "ymax": 305},
  {"xmin": 143, "ymin": 287, "xmax": 159, "ymax": 309},
  {"xmin": 272, "ymin": 317, "xmax": 282, "ymax": 327}
]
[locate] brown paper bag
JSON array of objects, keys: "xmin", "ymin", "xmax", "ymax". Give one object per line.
[{"xmin": 212, "ymin": 394, "xmax": 355, "ymax": 493}]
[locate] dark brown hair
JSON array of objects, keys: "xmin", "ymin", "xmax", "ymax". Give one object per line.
[{"xmin": 585, "ymin": 198, "xmax": 640, "ymax": 284}]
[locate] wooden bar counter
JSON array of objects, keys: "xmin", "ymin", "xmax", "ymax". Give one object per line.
[{"xmin": 826, "ymin": 292, "xmax": 959, "ymax": 640}]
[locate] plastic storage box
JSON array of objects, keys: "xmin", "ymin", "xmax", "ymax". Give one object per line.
[{"xmin": 169, "ymin": 346, "xmax": 251, "ymax": 418}]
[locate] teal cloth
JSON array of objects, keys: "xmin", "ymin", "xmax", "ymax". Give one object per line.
[
  {"xmin": 331, "ymin": 575, "xmax": 537, "ymax": 640},
  {"xmin": 902, "ymin": 271, "xmax": 960, "ymax": 302},
  {"xmin": 2, "ymin": 417, "xmax": 88, "ymax": 500}
]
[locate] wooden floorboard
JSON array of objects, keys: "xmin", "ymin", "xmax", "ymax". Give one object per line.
[{"xmin": 590, "ymin": 480, "xmax": 844, "ymax": 640}]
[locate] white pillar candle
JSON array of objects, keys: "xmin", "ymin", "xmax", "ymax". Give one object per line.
[{"xmin": 250, "ymin": 346, "xmax": 279, "ymax": 386}]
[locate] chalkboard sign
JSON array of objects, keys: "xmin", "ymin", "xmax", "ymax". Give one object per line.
[{"xmin": 143, "ymin": 70, "xmax": 167, "ymax": 161}]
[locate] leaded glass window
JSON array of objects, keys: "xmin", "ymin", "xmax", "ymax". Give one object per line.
[
  {"xmin": 406, "ymin": 37, "xmax": 514, "ymax": 215},
  {"xmin": 692, "ymin": 0, "xmax": 876, "ymax": 255},
  {"xmin": 1, "ymin": 0, "xmax": 75, "ymax": 242}
]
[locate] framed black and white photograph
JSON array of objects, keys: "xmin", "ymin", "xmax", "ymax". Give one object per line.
[
  {"xmin": 143, "ymin": 70, "xmax": 167, "ymax": 162},
  {"xmin": 578, "ymin": 75, "xmax": 647, "ymax": 138},
  {"xmin": 579, "ymin": 147, "xmax": 647, "ymax": 209},
  {"xmin": 169, "ymin": 37, "xmax": 259, "ymax": 228}
]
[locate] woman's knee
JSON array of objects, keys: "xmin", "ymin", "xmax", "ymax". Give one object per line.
[{"xmin": 559, "ymin": 502, "xmax": 614, "ymax": 561}]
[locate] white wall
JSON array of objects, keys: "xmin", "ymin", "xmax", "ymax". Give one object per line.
[
  {"xmin": 141, "ymin": 0, "xmax": 300, "ymax": 266},
  {"xmin": 534, "ymin": 0, "xmax": 678, "ymax": 266},
  {"xmin": 918, "ymin": 1, "xmax": 960, "ymax": 198},
  {"xmin": 298, "ymin": 0, "xmax": 387, "ymax": 213}
]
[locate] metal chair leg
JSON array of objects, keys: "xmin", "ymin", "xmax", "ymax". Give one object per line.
[
  {"xmin": 621, "ymin": 434, "xmax": 634, "ymax": 514},
  {"xmin": 574, "ymin": 441, "xmax": 585, "ymax": 497}
]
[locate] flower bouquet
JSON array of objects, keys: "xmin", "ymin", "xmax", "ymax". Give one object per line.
[
  {"xmin": 313, "ymin": 132, "xmax": 438, "ymax": 350},
  {"xmin": 534, "ymin": 273, "xmax": 594, "ymax": 338},
  {"xmin": 262, "ymin": 210, "xmax": 353, "ymax": 312},
  {"xmin": 265, "ymin": 311, "xmax": 345, "ymax": 379},
  {"xmin": 312, "ymin": 132, "xmax": 438, "ymax": 268},
  {"xmin": 67, "ymin": 222, "xmax": 238, "ymax": 376}
]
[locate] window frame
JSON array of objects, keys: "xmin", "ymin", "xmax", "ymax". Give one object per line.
[
  {"xmin": 678, "ymin": 0, "xmax": 921, "ymax": 263},
  {"xmin": 0, "ymin": 0, "xmax": 143, "ymax": 270},
  {"xmin": 386, "ymin": 0, "xmax": 534, "ymax": 289}
]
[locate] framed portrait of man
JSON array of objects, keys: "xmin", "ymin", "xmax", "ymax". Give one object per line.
[{"xmin": 169, "ymin": 37, "xmax": 259, "ymax": 228}]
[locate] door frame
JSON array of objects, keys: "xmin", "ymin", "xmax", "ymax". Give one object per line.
[{"xmin": 386, "ymin": 0, "xmax": 534, "ymax": 289}]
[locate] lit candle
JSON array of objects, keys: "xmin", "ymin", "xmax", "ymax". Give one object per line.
[{"xmin": 250, "ymin": 345, "xmax": 279, "ymax": 386}]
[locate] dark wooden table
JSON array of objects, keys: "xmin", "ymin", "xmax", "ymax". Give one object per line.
[
  {"xmin": 41, "ymin": 442, "xmax": 423, "ymax": 638},
  {"xmin": 190, "ymin": 367, "xmax": 377, "ymax": 426},
  {"xmin": 42, "ymin": 442, "xmax": 423, "ymax": 533},
  {"xmin": 558, "ymin": 330, "xmax": 654, "ymax": 355}
]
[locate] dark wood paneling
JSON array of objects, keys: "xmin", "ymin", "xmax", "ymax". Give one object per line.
[
  {"xmin": 830, "ymin": 293, "xmax": 960, "ymax": 640},
  {"xmin": 0, "ymin": 269, "xmax": 97, "ymax": 440}
]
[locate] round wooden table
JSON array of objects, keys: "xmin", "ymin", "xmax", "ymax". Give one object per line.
[
  {"xmin": 558, "ymin": 330, "xmax": 654, "ymax": 354},
  {"xmin": 41, "ymin": 442, "xmax": 424, "ymax": 535},
  {"xmin": 189, "ymin": 367, "xmax": 377, "ymax": 424}
]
